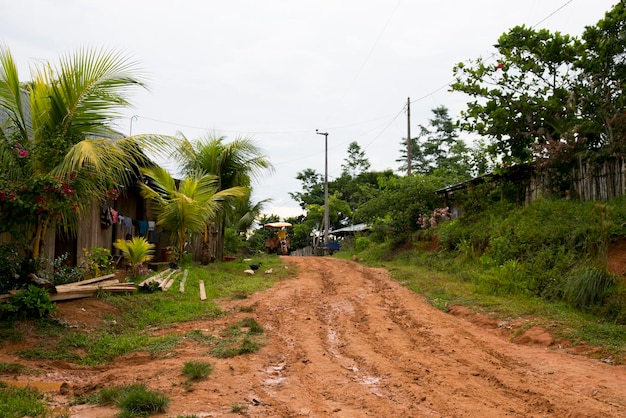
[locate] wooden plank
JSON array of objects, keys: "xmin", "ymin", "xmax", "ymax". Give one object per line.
[
  {"xmin": 70, "ymin": 274, "xmax": 116, "ymax": 287},
  {"xmin": 51, "ymin": 292, "xmax": 94, "ymax": 301},
  {"xmin": 50, "ymin": 286, "xmax": 136, "ymax": 301},
  {"xmin": 56, "ymin": 279, "xmax": 120, "ymax": 291},
  {"xmin": 56, "ymin": 284, "xmax": 135, "ymax": 294},
  {"xmin": 162, "ymin": 271, "xmax": 180, "ymax": 291},
  {"xmin": 138, "ymin": 269, "xmax": 170, "ymax": 287},
  {"xmin": 159, "ymin": 270, "xmax": 179, "ymax": 290},
  {"xmin": 199, "ymin": 280, "xmax": 206, "ymax": 300},
  {"xmin": 179, "ymin": 269, "xmax": 188, "ymax": 293}
]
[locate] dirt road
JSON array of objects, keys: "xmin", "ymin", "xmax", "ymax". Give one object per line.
[{"xmin": 6, "ymin": 256, "xmax": 626, "ymax": 417}]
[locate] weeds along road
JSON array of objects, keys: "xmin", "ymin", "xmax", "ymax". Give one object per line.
[{"xmin": 48, "ymin": 257, "xmax": 626, "ymax": 416}]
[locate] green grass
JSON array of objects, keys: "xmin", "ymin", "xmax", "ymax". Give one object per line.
[
  {"xmin": 354, "ymin": 245, "xmax": 626, "ymax": 363},
  {"xmin": 209, "ymin": 318, "xmax": 265, "ymax": 358},
  {"xmin": 0, "ymin": 362, "xmax": 39, "ymax": 375},
  {"xmin": 9, "ymin": 255, "xmax": 288, "ymax": 367},
  {"xmin": 0, "ymin": 383, "xmax": 49, "ymax": 418},
  {"xmin": 182, "ymin": 360, "xmax": 212, "ymax": 381},
  {"xmin": 92, "ymin": 383, "xmax": 169, "ymax": 416}
]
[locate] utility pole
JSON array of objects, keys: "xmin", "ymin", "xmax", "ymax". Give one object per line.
[
  {"xmin": 316, "ymin": 129, "xmax": 330, "ymax": 255},
  {"xmin": 406, "ymin": 97, "xmax": 411, "ymax": 175},
  {"xmin": 129, "ymin": 115, "xmax": 138, "ymax": 136}
]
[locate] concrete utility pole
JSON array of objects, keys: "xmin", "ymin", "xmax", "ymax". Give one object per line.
[
  {"xmin": 407, "ymin": 97, "xmax": 411, "ymax": 175},
  {"xmin": 129, "ymin": 115, "xmax": 138, "ymax": 136},
  {"xmin": 316, "ymin": 129, "xmax": 330, "ymax": 255}
]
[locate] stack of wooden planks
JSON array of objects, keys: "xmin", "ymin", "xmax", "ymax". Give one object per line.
[
  {"xmin": 52, "ymin": 274, "xmax": 137, "ymax": 301},
  {"xmin": 138, "ymin": 269, "xmax": 182, "ymax": 291}
]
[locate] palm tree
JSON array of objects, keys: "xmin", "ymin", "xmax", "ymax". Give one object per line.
[
  {"xmin": 175, "ymin": 135, "xmax": 273, "ymax": 262},
  {"xmin": 138, "ymin": 166, "xmax": 246, "ymax": 261},
  {"xmin": 0, "ymin": 44, "xmax": 171, "ymax": 259},
  {"xmin": 113, "ymin": 236, "xmax": 155, "ymax": 279}
]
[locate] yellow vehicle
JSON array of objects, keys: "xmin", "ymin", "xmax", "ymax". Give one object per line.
[{"xmin": 263, "ymin": 222, "xmax": 292, "ymax": 255}]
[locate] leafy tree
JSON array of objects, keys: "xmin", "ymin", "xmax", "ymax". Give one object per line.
[
  {"xmin": 451, "ymin": 25, "xmax": 582, "ymax": 166},
  {"xmin": 575, "ymin": 2, "xmax": 626, "ymax": 154},
  {"xmin": 289, "ymin": 168, "xmax": 324, "ymax": 209},
  {"xmin": 0, "ymin": 45, "xmax": 169, "ymax": 259},
  {"xmin": 355, "ymin": 174, "xmax": 448, "ymax": 235},
  {"xmin": 341, "ymin": 141, "xmax": 370, "ymax": 178}
]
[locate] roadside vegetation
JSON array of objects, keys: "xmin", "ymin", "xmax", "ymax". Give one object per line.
[
  {"xmin": 341, "ymin": 196, "xmax": 626, "ymax": 364},
  {"xmin": 0, "ymin": 255, "xmax": 286, "ymax": 417}
]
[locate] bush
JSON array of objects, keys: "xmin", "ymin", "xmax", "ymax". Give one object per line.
[
  {"xmin": 355, "ymin": 237, "xmax": 371, "ymax": 253},
  {"xmin": 4, "ymin": 285, "xmax": 56, "ymax": 319},
  {"xmin": 0, "ymin": 244, "xmax": 23, "ymax": 294},
  {"xmin": 47, "ymin": 253, "xmax": 84, "ymax": 285},
  {"xmin": 563, "ymin": 266, "xmax": 617, "ymax": 310},
  {"xmin": 81, "ymin": 247, "xmax": 115, "ymax": 279}
]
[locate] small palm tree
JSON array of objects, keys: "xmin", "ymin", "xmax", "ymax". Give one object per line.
[
  {"xmin": 139, "ymin": 167, "xmax": 246, "ymax": 262},
  {"xmin": 175, "ymin": 135, "xmax": 274, "ymax": 262},
  {"xmin": 113, "ymin": 236, "xmax": 155, "ymax": 279}
]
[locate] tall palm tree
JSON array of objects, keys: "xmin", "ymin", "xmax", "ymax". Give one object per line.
[
  {"xmin": 175, "ymin": 135, "xmax": 273, "ymax": 262},
  {"xmin": 0, "ymin": 44, "xmax": 171, "ymax": 258},
  {"xmin": 138, "ymin": 166, "xmax": 246, "ymax": 261}
]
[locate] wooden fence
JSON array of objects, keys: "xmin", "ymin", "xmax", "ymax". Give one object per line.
[{"xmin": 527, "ymin": 157, "xmax": 626, "ymax": 203}]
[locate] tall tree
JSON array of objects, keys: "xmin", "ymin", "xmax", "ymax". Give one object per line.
[
  {"xmin": 451, "ymin": 25, "xmax": 581, "ymax": 166},
  {"xmin": 576, "ymin": 2, "xmax": 626, "ymax": 153},
  {"xmin": 175, "ymin": 135, "xmax": 273, "ymax": 262},
  {"xmin": 0, "ymin": 45, "xmax": 169, "ymax": 259},
  {"xmin": 289, "ymin": 168, "xmax": 324, "ymax": 209},
  {"xmin": 341, "ymin": 141, "xmax": 370, "ymax": 178}
]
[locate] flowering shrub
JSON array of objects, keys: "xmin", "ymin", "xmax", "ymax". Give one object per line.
[
  {"xmin": 105, "ymin": 188, "xmax": 119, "ymax": 200},
  {"xmin": 417, "ymin": 207, "xmax": 451, "ymax": 229},
  {"xmin": 0, "ymin": 174, "xmax": 81, "ymax": 228}
]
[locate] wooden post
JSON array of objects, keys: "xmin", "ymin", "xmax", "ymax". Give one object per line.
[{"xmin": 199, "ymin": 280, "xmax": 206, "ymax": 300}]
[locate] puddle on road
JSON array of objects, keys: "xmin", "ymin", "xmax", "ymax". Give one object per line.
[{"xmin": 1, "ymin": 380, "xmax": 64, "ymax": 391}]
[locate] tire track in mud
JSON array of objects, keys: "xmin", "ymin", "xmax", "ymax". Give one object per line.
[{"xmin": 249, "ymin": 257, "xmax": 626, "ymax": 417}]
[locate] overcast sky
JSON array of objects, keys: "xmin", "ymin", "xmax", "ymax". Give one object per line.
[{"xmin": 1, "ymin": 0, "xmax": 618, "ymax": 219}]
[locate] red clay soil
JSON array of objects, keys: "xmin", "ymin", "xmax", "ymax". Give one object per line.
[{"xmin": 1, "ymin": 256, "xmax": 626, "ymax": 417}]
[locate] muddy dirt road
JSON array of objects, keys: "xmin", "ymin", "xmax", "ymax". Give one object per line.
[{"xmin": 4, "ymin": 256, "xmax": 626, "ymax": 417}]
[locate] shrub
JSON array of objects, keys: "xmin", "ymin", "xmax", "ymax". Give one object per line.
[
  {"xmin": 47, "ymin": 253, "xmax": 84, "ymax": 285},
  {"xmin": 355, "ymin": 237, "xmax": 371, "ymax": 253},
  {"xmin": 563, "ymin": 266, "xmax": 617, "ymax": 309},
  {"xmin": 5, "ymin": 285, "xmax": 56, "ymax": 319},
  {"xmin": 81, "ymin": 247, "xmax": 115, "ymax": 279},
  {"xmin": 0, "ymin": 244, "xmax": 23, "ymax": 293}
]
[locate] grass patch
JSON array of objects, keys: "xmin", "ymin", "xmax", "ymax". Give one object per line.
[
  {"xmin": 182, "ymin": 360, "xmax": 212, "ymax": 381},
  {"xmin": 0, "ymin": 362, "xmax": 39, "ymax": 376},
  {"xmin": 361, "ymin": 245, "xmax": 626, "ymax": 363},
  {"xmin": 209, "ymin": 318, "xmax": 265, "ymax": 358},
  {"xmin": 93, "ymin": 383, "xmax": 169, "ymax": 416},
  {"xmin": 0, "ymin": 382, "xmax": 49, "ymax": 418},
  {"xmin": 11, "ymin": 255, "xmax": 290, "ymax": 366}
]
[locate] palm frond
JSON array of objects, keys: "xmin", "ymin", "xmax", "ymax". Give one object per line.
[
  {"xmin": 31, "ymin": 47, "xmax": 146, "ymax": 139},
  {"xmin": 0, "ymin": 44, "xmax": 29, "ymax": 142}
]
